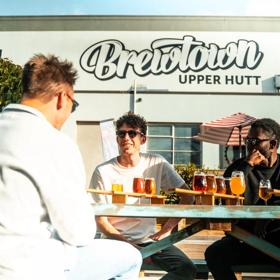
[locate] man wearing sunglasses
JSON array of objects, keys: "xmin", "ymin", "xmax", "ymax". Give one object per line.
[
  {"xmin": 0, "ymin": 54, "xmax": 142, "ymax": 280},
  {"xmin": 205, "ymin": 118, "xmax": 280, "ymax": 280},
  {"xmin": 90, "ymin": 113, "xmax": 196, "ymax": 280}
]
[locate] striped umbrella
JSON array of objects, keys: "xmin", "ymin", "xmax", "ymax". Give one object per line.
[{"xmin": 194, "ymin": 113, "xmax": 257, "ymax": 154}]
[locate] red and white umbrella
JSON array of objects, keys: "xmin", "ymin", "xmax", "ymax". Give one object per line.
[{"xmin": 194, "ymin": 112, "xmax": 257, "ymax": 147}]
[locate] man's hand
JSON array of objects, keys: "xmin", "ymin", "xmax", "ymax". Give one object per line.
[
  {"xmin": 149, "ymin": 227, "xmax": 172, "ymax": 241},
  {"xmin": 247, "ymin": 149, "xmax": 268, "ymax": 167},
  {"xmin": 96, "ymin": 216, "xmax": 143, "ymax": 251},
  {"xmin": 149, "ymin": 218, "xmax": 179, "ymax": 241}
]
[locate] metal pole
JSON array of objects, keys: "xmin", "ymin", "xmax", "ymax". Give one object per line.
[
  {"xmin": 133, "ymin": 80, "xmax": 137, "ymax": 113},
  {"xmin": 239, "ymin": 126, "xmax": 242, "ymax": 158}
]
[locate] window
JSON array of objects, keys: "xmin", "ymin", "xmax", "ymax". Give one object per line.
[{"xmin": 147, "ymin": 124, "xmax": 202, "ymax": 166}]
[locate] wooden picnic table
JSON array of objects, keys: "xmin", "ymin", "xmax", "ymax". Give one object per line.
[{"xmin": 92, "ymin": 203, "xmax": 280, "ymax": 262}]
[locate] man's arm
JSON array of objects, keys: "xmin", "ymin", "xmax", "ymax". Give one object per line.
[
  {"xmin": 224, "ymin": 149, "xmax": 267, "ymax": 178},
  {"xmin": 96, "ymin": 216, "xmax": 141, "ymax": 249},
  {"xmin": 90, "ymin": 168, "xmax": 141, "ymax": 248},
  {"xmin": 96, "ymin": 216, "xmax": 127, "ymax": 241},
  {"xmin": 149, "ymin": 182, "xmax": 194, "ymax": 241},
  {"xmin": 149, "ymin": 160, "xmax": 195, "ymax": 241},
  {"xmin": 43, "ymin": 141, "xmax": 96, "ymax": 246},
  {"xmin": 224, "ymin": 158, "xmax": 253, "ymax": 178}
]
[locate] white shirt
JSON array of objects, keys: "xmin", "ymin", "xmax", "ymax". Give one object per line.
[
  {"xmin": 90, "ymin": 153, "xmax": 184, "ymax": 243},
  {"xmin": 0, "ymin": 104, "xmax": 96, "ymax": 280}
]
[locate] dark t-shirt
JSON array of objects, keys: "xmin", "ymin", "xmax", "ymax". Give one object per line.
[
  {"xmin": 224, "ymin": 154, "xmax": 280, "ymax": 205},
  {"xmin": 224, "ymin": 154, "xmax": 280, "ymax": 245}
]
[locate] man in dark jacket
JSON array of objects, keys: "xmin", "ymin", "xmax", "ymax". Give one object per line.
[{"xmin": 205, "ymin": 118, "xmax": 280, "ymax": 280}]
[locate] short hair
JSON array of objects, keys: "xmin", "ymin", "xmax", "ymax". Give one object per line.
[
  {"xmin": 250, "ymin": 118, "xmax": 280, "ymax": 147},
  {"xmin": 22, "ymin": 54, "xmax": 78, "ymax": 98},
  {"xmin": 116, "ymin": 112, "xmax": 147, "ymax": 135}
]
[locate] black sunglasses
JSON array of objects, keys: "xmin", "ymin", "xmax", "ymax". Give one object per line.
[
  {"xmin": 243, "ymin": 137, "xmax": 271, "ymax": 146},
  {"xmin": 116, "ymin": 130, "xmax": 144, "ymax": 139},
  {"xmin": 71, "ymin": 99, "xmax": 79, "ymax": 113},
  {"xmin": 67, "ymin": 94, "xmax": 79, "ymax": 113}
]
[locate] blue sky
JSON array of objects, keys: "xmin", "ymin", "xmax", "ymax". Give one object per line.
[{"xmin": 0, "ymin": 0, "xmax": 280, "ymax": 16}]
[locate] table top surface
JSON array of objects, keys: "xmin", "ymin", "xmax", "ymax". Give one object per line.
[{"xmin": 92, "ymin": 203, "xmax": 280, "ymax": 220}]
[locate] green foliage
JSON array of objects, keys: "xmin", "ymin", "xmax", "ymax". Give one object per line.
[
  {"xmin": 176, "ymin": 163, "xmax": 199, "ymax": 187},
  {"xmin": 160, "ymin": 189, "xmax": 181, "ymax": 204},
  {"xmin": 0, "ymin": 58, "xmax": 23, "ymax": 112},
  {"xmin": 161, "ymin": 163, "xmax": 209, "ymax": 204}
]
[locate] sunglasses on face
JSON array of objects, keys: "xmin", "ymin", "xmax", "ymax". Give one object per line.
[
  {"xmin": 116, "ymin": 130, "xmax": 144, "ymax": 139},
  {"xmin": 243, "ymin": 137, "xmax": 271, "ymax": 146},
  {"xmin": 67, "ymin": 94, "xmax": 79, "ymax": 113}
]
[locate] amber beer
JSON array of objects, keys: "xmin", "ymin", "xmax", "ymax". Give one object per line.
[
  {"xmin": 259, "ymin": 187, "xmax": 272, "ymax": 201},
  {"xmin": 133, "ymin": 177, "xmax": 145, "ymax": 193},
  {"xmin": 216, "ymin": 176, "xmax": 226, "ymax": 194},
  {"xmin": 206, "ymin": 174, "xmax": 217, "ymax": 193},
  {"xmin": 192, "ymin": 172, "xmax": 207, "ymax": 192},
  {"xmin": 144, "ymin": 178, "xmax": 156, "ymax": 195}
]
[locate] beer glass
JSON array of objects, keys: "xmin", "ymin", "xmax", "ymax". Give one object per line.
[
  {"xmin": 144, "ymin": 178, "xmax": 156, "ymax": 195},
  {"xmin": 224, "ymin": 177, "xmax": 232, "ymax": 195},
  {"xmin": 206, "ymin": 174, "xmax": 217, "ymax": 193},
  {"xmin": 193, "ymin": 171, "xmax": 207, "ymax": 192},
  {"xmin": 230, "ymin": 171, "xmax": 246, "ymax": 205},
  {"xmin": 133, "ymin": 177, "xmax": 145, "ymax": 204},
  {"xmin": 111, "ymin": 183, "xmax": 123, "ymax": 192},
  {"xmin": 259, "ymin": 179, "xmax": 272, "ymax": 205},
  {"xmin": 192, "ymin": 171, "xmax": 207, "ymax": 205},
  {"xmin": 216, "ymin": 176, "xmax": 226, "ymax": 205}
]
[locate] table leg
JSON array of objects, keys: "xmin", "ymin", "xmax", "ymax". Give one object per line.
[
  {"xmin": 140, "ymin": 220, "xmax": 205, "ymax": 259},
  {"xmin": 229, "ymin": 225, "xmax": 280, "ymax": 262}
]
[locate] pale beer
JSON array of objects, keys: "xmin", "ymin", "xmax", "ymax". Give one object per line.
[
  {"xmin": 112, "ymin": 183, "xmax": 123, "ymax": 192},
  {"xmin": 230, "ymin": 176, "xmax": 245, "ymax": 196},
  {"xmin": 259, "ymin": 187, "xmax": 272, "ymax": 201}
]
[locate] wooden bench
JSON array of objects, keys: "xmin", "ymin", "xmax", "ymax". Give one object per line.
[{"xmin": 141, "ymin": 259, "xmax": 280, "ymax": 279}]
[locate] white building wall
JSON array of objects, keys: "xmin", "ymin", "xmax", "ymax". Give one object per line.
[
  {"xmin": 73, "ymin": 92, "xmax": 280, "ymax": 169},
  {"xmin": 75, "ymin": 93, "xmax": 280, "ymax": 122},
  {"xmin": 1, "ymin": 15, "xmax": 280, "ymax": 173}
]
